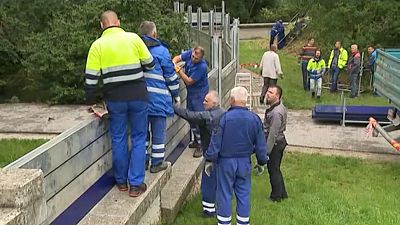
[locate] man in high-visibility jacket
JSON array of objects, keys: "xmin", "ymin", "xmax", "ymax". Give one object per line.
[
  {"xmin": 307, "ymin": 49, "xmax": 326, "ymax": 99},
  {"xmin": 139, "ymin": 21, "xmax": 180, "ymax": 173},
  {"xmin": 84, "ymin": 11, "xmax": 155, "ymax": 197},
  {"xmin": 328, "ymin": 41, "xmax": 348, "ymax": 92}
]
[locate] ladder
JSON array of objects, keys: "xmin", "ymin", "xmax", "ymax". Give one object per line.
[{"xmin": 235, "ymin": 72, "xmax": 253, "ymax": 111}]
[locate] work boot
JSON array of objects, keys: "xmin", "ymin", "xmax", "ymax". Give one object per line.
[
  {"xmin": 316, "ymin": 96, "xmax": 321, "ymax": 100},
  {"xmin": 129, "ymin": 183, "xmax": 147, "ymax": 197},
  {"xmin": 116, "ymin": 183, "xmax": 128, "ymax": 192},
  {"xmin": 193, "ymin": 148, "xmax": 203, "ymax": 158},
  {"xmin": 189, "ymin": 141, "xmax": 200, "ymax": 148},
  {"xmin": 311, "ymin": 92, "xmax": 315, "ymax": 98},
  {"xmin": 150, "ymin": 161, "xmax": 170, "ymax": 173}
]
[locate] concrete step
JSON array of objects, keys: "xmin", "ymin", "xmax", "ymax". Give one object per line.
[
  {"xmin": 0, "ymin": 208, "xmax": 22, "ymax": 225},
  {"xmin": 78, "ymin": 165, "xmax": 172, "ymax": 225},
  {"xmin": 160, "ymin": 148, "xmax": 204, "ymax": 224}
]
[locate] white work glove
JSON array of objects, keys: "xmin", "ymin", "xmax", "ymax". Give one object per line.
[
  {"xmin": 254, "ymin": 164, "xmax": 267, "ymax": 176},
  {"xmin": 174, "ymin": 96, "xmax": 181, "ymax": 105},
  {"xmin": 204, "ymin": 161, "xmax": 213, "ymax": 176}
]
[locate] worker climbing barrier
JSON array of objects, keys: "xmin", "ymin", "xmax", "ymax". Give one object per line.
[{"xmin": 1, "ymin": 1, "xmax": 239, "ymax": 225}]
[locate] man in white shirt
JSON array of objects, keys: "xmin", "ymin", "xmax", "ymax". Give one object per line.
[{"xmin": 259, "ymin": 44, "xmax": 283, "ymax": 104}]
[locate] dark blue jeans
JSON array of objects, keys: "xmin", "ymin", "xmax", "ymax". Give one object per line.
[
  {"xmin": 330, "ymin": 67, "xmax": 341, "ymax": 91},
  {"xmin": 301, "ymin": 61, "xmax": 309, "ymax": 90},
  {"xmin": 349, "ymin": 73, "xmax": 360, "ymax": 97}
]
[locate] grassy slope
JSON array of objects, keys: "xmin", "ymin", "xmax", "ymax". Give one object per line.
[
  {"xmin": 0, "ymin": 138, "xmax": 48, "ymax": 167},
  {"xmin": 174, "ymin": 152, "xmax": 400, "ymax": 225},
  {"xmin": 240, "ymin": 39, "xmax": 389, "ymax": 109}
]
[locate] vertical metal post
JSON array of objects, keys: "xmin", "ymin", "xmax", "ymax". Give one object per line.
[
  {"xmin": 173, "ymin": 1, "xmax": 179, "ymax": 13},
  {"xmin": 232, "ymin": 18, "xmax": 240, "ymax": 72},
  {"xmin": 224, "ymin": 13, "xmax": 230, "ymax": 43},
  {"xmin": 209, "ymin": 10, "xmax": 214, "ymax": 36},
  {"xmin": 197, "ymin": 7, "xmax": 202, "ymax": 31},
  {"xmin": 218, "ymin": 37, "xmax": 223, "ymax": 102},
  {"xmin": 187, "ymin": 5, "xmax": 192, "ymax": 46},
  {"xmin": 221, "ymin": 1, "xmax": 225, "ymax": 35},
  {"xmin": 341, "ymin": 91, "xmax": 346, "ymax": 127},
  {"xmin": 212, "ymin": 35, "xmax": 219, "ymax": 70}
]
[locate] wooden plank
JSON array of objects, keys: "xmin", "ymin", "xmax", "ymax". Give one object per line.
[
  {"xmin": 46, "ymin": 151, "xmax": 112, "ymax": 223},
  {"xmin": 5, "ymin": 118, "xmax": 108, "ymax": 176},
  {"xmin": 44, "ymin": 133, "xmax": 111, "ymax": 201}
]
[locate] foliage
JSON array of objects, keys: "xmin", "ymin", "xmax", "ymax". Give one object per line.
[
  {"xmin": 261, "ymin": 0, "xmax": 400, "ymax": 55},
  {"xmin": 240, "ymin": 39, "xmax": 389, "ymax": 110},
  {"xmin": 0, "ymin": 0, "xmax": 187, "ymax": 104},
  {"xmin": 174, "ymin": 152, "xmax": 400, "ymax": 225}
]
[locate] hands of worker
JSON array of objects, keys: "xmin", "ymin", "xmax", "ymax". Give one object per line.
[
  {"xmin": 254, "ymin": 164, "xmax": 267, "ymax": 176},
  {"xmin": 174, "ymin": 64, "xmax": 182, "ymax": 73},
  {"xmin": 174, "ymin": 96, "xmax": 181, "ymax": 105},
  {"xmin": 204, "ymin": 161, "xmax": 213, "ymax": 176}
]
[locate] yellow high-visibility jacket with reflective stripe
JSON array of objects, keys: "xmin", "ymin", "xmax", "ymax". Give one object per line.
[
  {"xmin": 328, "ymin": 47, "xmax": 348, "ymax": 69},
  {"xmin": 85, "ymin": 27, "xmax": 155, "ymax": 101}
]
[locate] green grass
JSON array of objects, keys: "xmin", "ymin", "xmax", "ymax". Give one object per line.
[
  {"xmin": 240, "ymin": 39, "xmax": 389, "ymax": 109},
  {"xmin": 174, "ymin": 152, "xmax": 400, "ymax": 225},
  {"xmin": 0, "ymin": 138, "xmax": 48, "ymax": 167}
]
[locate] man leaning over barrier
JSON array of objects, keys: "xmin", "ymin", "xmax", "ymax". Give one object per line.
[
  {"xmin": 174, "ymin": 90, "xmax": 225, "ymax": 217},
  {"xmin": 173, "ymin": 46, "xmax": 209, "ymax": 158}
]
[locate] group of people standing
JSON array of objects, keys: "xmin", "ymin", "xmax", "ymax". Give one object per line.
[
  {"xmin": 84, "ymin": 10, "xmax": 289, "ymax": 225},
  {"xmin": 299, "ymin": 39, "xmax": 377, "ymax": 99}
]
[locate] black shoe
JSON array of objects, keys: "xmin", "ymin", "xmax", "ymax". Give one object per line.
[
  {"xmin": 150, "ymin": 161, "xmax": 170, "ymax": 173},
  {"xmin": 193, "ymin": 148, "xmax": 203, "ymax": 158},
  {"xmin": 316, "ymin": 96, "xmax": 320, "ymax": 100},
  {"xmin": 202, "ymin": 210, "xmax": 216, "ymax": 218},
  {"xmin": 268, "ymin": 197, "xmax": 282, "ymax": 202},
  {"xmin": 189, "ymin": 141, "xmax": 200, "ymax": 148},
  {"xmin": 311, "ymin": 92, "xmax": 315, "ymax": 98}
]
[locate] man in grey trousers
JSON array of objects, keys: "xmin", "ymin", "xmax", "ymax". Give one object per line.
[{"xmin": 264, "ymin": 85, "xmax": 288, "ymax": 202}]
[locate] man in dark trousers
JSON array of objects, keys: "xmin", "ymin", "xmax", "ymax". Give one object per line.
[
  {"xmin": 173, "ymin": 90, "xmax": 225, "ymax": 217},
  {"xmin": 205, "ymin": 86, "xmax": 268, "ymax": 225},
  {"xmin": 264, "ymin": 85, "xmax": 288, "ymax": 202}
]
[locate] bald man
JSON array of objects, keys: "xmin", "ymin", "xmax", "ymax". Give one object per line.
[
  {"xmin": 174, "ymin": 90, "xmax": 225, "ymax": 217},
  {"xmin": 85, "ymin": 10, "xmax": 155, "ymax": 197}
]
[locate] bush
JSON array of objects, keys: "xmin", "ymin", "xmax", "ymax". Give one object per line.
[{"xmin": 0, "ymin": 0, "xmax": 187, "ymax": 104}]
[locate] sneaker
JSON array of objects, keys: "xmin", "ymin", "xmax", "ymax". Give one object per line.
[
  {"xmin": 189, "ymin": 141, "xmax": 200, "ymax": 148},
  {"xmin": 116, "ymin": 183, "xmax": 128, "ymax": 192},
  {"xmin": 129, "ymin": 183, "xmax": 147, "ymax": 197},
  {"xmin": 150, "ymin": 161, "xmax": 170, "ymax": 173},
  {"xmin": 193, "ymin": 148, "xmax": 203, "ymax": 158},
  {"xmin": 311, "ymin": 92, "xmax": 315, "ymax": 98}
]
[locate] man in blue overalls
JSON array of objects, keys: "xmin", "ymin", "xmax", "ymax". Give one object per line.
[
  {"xmin": 139, "ymin": 21, "xmax": 180, "ymax": 173},
  {"xmin": 173, "ymin": 46, "xmax": 209, "ymax": 158},
  {"xmin": 205, "ymin": 87, "xmax": 268, "ymax": 225},
  {"xmin": 174, "ymin": 90, "xmax": 225, "ymax": 217}
]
